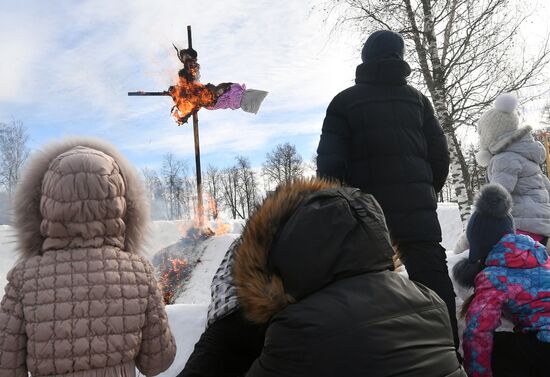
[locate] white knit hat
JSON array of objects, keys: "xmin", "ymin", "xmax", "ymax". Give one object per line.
[{"xmin": 476, "ymin": 94, "xmax": 528, "ymax": 166}]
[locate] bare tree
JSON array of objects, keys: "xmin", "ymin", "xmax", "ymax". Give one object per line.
[
  {"xmin": 205, "ymin": 164, "xmax": 223, "ymax": 220},
  {"xmin": 220, "ymin": 165, "xmax": 242, "ymax": 219},
  {"xmin": 322, "ymin": 0, "xmax": 550, "ymax": 221},
  {"xmin": 542, "ymin": 101, "xmax": 550, "ymax": 126},
  {"xmin": 236, "ymin": 156, "xmax": 260, "ymax": 218},
  {"xmin": 263, "ymin": 143, "xmax": 304, "ymax": 188},
  {"xmin": 161, "ymin": 153, "xmax": 192, "ymax": 220},
  {"xmin": 142, "ymin": 167, "xmax": 168, "ymax": 220},
  {"xmin": 466, "ymin": 144, "xmax": 486, "ymax": 193},
  {"xmin": 220, "ymin": 157, "xmax": 261, "ymax": 219},
  {"xmin": 0, "ymin": 121, "xmax": 29, "ymax": 193}
]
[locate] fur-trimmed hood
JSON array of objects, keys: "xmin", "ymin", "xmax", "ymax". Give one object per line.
[
  {"xmin": 233, "ymin": 179, "xmax": 395, "ymax": 324},
  {"xmin": 13, "ymin": 137, "xmax": 149, "ymax": 260},
  {"xmin": 476, "ymin": 126, "xmax": 533, "ymax": 167}
]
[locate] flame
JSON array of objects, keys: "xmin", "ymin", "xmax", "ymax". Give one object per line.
[
  {"xmin": 169, "ymin": 76, "xmax": 217, "ymax": 125},
  {"xmin": 214, "ymin": 221, "xmax": 231, "ymax": 235},
  {"xmin": 207, "ymin": 195, "xmax": 219, "ymax": 220},
  {"xmin": 203, "ymin": 193, "xmax": 231, "ymax": 235},
  {"xmin": 158, "ymin": 256, "xmax": 188, "ymax": 304}
]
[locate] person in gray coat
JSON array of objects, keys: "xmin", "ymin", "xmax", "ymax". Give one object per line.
[{"xmin": 476, "ymin": 93, "xmax": 550, "ymax": 244}]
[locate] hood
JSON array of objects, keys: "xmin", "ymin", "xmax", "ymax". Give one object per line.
[
  {"xmin": 476, "ymin": 126, "xmax": 534, "ymax": 167},
  {"xmin": 13, "ymin": 137, "xmax": 149, "ymax": 260},
  {"xmin": 233, "ymin": 179, "xmax": 395, "ymax": 324},
  {"xmin": 498, "ymin": 131, "xmax": 546, "ymax": 164},
  {"xmin": 485, "ymin": 233, "xmax": 549, "ymax": 269},
  {"xmin": 355, "ymin": 58, "xmax": 411, "ymax": 86}
]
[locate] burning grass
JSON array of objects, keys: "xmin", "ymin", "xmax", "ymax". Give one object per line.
[{"xmin": 155, "ymin": 224, "xmax": 230, "ymax": 305}]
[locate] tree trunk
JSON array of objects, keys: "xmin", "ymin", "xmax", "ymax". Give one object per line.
[
  {"xmin": 431, "ymin": 95, "xmax": 473, "ymax": 223},
  {"xmin": 447, "ymin": 133, "xmax": 473, "ymax": 222}
]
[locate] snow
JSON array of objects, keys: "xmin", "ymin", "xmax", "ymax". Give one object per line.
[
  {"xmin": 175, "ymin": 234, "xmax": 238, "ymax": 304},
  {"xmin": 161, "ymin": 305, "xmax": 208, "ymax": 377},
  {"xmin": 437, "ymin": 202, "xmax": 463, "ymax": 251},
  {"xmin": 0, "ymin": 205, "xmax": 467, "ymax": 376}
]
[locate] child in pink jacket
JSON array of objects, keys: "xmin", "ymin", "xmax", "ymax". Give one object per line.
[{"xmin": 453, "ymin": 184, "xmax": 550, "ymax": 377}]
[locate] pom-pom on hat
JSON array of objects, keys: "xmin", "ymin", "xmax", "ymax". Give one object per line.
[
  {"xmin": 466, "ymin": 183, "xmax": 515, "ymax": 263},
  {"xmin": 476, "ymin": 93, "xmax": 524, "ymax": 167}
]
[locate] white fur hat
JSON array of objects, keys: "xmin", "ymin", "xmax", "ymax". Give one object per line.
[{"xmin": 476, "ymin": 93, "xmax": 524, "ymax": 166}]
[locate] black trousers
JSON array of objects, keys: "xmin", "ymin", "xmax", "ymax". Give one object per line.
[
  {"xmin": 492, "ymin": 332, "xmax": 550, "ymax": 377},
  {"xmin": 396, "ymin": 241, "xmax": 460, "ymax": 353}
]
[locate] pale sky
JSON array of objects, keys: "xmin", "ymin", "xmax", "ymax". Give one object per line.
[{"xmin": 0, "ymin": 0, "xmax": 548, "ymax": 171}]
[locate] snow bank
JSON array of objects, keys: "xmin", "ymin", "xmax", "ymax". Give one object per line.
[{"xmin": 437, "ymin": 202, "xmax": 463, "ymax": 251}]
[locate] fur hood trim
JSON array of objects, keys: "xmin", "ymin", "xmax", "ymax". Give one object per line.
[
  {"xmin": 477, "ymin": 126, "xmax": 532, "ymax": 167},
  {"xmin": 13, "ymin": 137, "xmax": 149, "ymax": 260},
  {"xmin": 233, "ymin": 178, "xmax": 339, "ymax": 324}
]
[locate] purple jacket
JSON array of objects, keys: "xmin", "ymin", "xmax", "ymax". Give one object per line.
[{"xmin": 463, "ymin": 233, "xmax": 550, "ymax": 377}]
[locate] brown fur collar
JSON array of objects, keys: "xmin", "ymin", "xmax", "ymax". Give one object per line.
[
  {"xmin": 233, "ymin": 178, "xmax": 339, "ymax": 324},
  {"xmin": 13, "ymin": 137, "xmax": 149, "ymax": 261}
]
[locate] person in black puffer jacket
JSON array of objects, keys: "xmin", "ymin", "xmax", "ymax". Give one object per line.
[
  {"xmin": 179, "ymin": 178, "xmax": 465, "ymax": 377},
  {"xmin": 316, "ymin": 30, "xmax": 459, "ymax": 350}
]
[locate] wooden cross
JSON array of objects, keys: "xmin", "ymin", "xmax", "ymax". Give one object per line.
[{"xmin": 128, "ymin": 25, "xmax": 267, "ymax": 227}]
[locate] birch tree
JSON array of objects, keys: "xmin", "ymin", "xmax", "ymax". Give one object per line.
[{"xmin": 322, "ymin": 0, "xmax": 550, "ymax": 221}]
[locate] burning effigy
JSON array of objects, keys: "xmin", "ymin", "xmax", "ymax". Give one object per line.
[{"xmin": 129, "ymin": 44, "xmax": 268, "ymax": 125}]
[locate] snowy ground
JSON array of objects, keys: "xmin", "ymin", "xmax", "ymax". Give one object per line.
[{"xmin": 0, "ymin": 204, "xmax": 468, "ymax": 377}]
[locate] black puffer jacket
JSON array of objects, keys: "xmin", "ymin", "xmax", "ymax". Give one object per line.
[
  {"xmin": 232, "ymin": 180, "xmax": 464, "ymax": 377},
  {"xmin": 317, "ymin": 59, "xmax": 450, "ymax": 243}
]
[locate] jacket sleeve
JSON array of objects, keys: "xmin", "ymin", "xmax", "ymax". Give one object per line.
[
  {"xmin": 488, "ymin": 154, "xmax": 522, "ymax": 193},
  {"xmin": 136, "ymin": 261, "xmax": 177, "ymax": 376},
  {"xmin": 246, "ymin": 314, "xmax": 307, "ymax": 377},
  {"xmin": 180, "ymin": 309, "xmax": 266, "ymax": 377},
  {"xmin": 463, "ymin": 270, "xmax": 506, "ymax": 377},
  {"xmin": 0, "ymin": 268, "xmax": 27, "ymax": 377},
  {"xmin": 421, "ymin": 95, "xmax": 450, "ymax": 193},
  {"xmin": 316, "ymin": 94, "xmax": 351, "ymax": 183}
]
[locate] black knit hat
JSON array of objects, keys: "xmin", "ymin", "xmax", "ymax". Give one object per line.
[
  {"xmin": 361, "ymin": 30, "xmax": 405, "ymax": 63},
  {"xmin": 466, "ymin": 184, "xmax": 515, "ymax": 263}
]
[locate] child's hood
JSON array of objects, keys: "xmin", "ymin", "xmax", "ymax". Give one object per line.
[
  {"xmin": 476, "ymin": 126, "xmax": 541, "ymax": 167},
  {"xmin": 485, "ymin": 233, "xmax": 549, "ymax": 269},
  {"xmin": 13, "ymin": 137, "xmax": 149, "ymax": 260},
  {"xmin": 495, "ymin": 131, "xmax": 546, "ymax": 164}
]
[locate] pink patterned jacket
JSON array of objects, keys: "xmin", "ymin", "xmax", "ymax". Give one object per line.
[{"xmin": 463, "ymin": 233, "xmax": 550, "ymax": 377}]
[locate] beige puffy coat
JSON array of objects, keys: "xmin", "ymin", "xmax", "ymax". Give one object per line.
[{"xmin": 0, "ymin": 138, "xmax": 176, "ymax": 376}]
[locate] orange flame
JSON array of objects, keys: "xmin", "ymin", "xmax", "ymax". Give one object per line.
[
  {"xmin": 158, "ymin": 257, "xmax": 188, "ymax": 304},
  {"xmin": 169, "ymin": 76, "xmax": 217, "ymax": 125},
  {"xmin": 203, "ymin": 193, "xmax": 231, "ymax": 235},
  {"xmin": 214, "ymin": 222, "xmax": 231, "ymax": 235}
]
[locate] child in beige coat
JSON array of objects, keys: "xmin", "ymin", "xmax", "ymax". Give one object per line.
[{"xmin": 0, "ymin": 138, "xmax": 176, "ymax": 377}]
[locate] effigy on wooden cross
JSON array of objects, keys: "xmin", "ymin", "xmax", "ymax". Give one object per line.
[
  {"xmin": 128, "ymin": 33, "xmax": 268, "ymax": 125},
  {"xmin": 128, "ymin": 25, "xmax": 267, "ymax": 228}
]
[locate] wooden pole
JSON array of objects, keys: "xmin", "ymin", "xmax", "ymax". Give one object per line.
[
  {"xmin": 187, "ymin": 25, "xmax": 204, "ymax": 227},
  {"xmin": 544, "ymin": 131, "xmax": 550, "ymax": 179}
]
